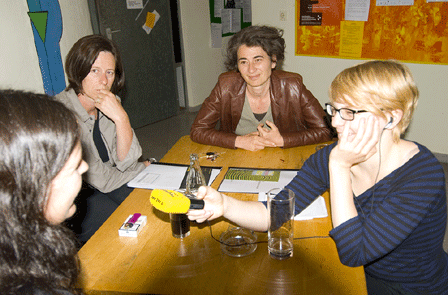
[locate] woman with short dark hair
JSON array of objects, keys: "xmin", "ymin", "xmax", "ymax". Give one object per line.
[
  {"xmin": 224, "ymin": 25, "xmax": 285, "ymax": 71},
  {"xmin": 190, "ymin": 25, "xmax": 332, "ymax": 151},
  {"xmin": 55, "ymin": 34, "xmax": 150, "ymax": 243},
  {"xmin": 65, "ymin": 34, "xmax": 125, "ymax": 95}
]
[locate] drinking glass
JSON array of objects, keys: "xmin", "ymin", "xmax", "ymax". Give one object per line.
[
  {"xmin": 267, "ymin": 188, "xmax": 295, "ymax": 260},
  {"xmin": 170, "ymin": 213, "xmax": 190, "ymax": 238}
]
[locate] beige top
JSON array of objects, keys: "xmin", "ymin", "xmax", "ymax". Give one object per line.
[
  {"xmin": 235, "ymin": 95, "xmax": 274, "ymax": 136},
  {"xmin": 55, "ymin": 89, "xmax": 145, "ymax": 193}
]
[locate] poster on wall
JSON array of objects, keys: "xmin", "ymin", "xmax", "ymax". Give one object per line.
[
  {"xmin": 295, "ymin": 0, "xmax": 448, "ymax": 64},
  {"xmin": 299, "ymin": 0, "xmax": 342, "ymax": 26}
]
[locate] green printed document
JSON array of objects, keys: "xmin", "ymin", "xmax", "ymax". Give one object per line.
[
  {"xmin": 224, "ymin": 168, "xmax": 281, "ymax": 182},
  {"xmin": 219, "ymin": 167, "xmax": 298, "ymax": 193}
]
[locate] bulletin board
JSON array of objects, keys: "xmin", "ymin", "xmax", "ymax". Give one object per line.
[
  {"xmin": 209, "ymin": 0, "xmax": 251, "ymax": 37},
  {"xmin": 295, "ymin": 0, "xmax": 448, "ymax": 64}
]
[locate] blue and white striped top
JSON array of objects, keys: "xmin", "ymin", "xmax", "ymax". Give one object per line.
[{"xmin": 283, "ymin": 142, "xmax": 448, "ymax": 294}]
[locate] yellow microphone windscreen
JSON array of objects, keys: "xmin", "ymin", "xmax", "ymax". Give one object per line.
[{"xmin": 150, "ymin": 189, "xmax": 204, "ymax": 213}]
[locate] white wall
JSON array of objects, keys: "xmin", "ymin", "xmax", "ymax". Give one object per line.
[
  {"xmin": 251, "ymin": 0, "xmax": 448, "ymax": 155},
  {"xmin": 0, "ymin": 1, "xmax": 42, "ymax": 92},
  {"xmin": 178, "ymin": 0, "xmax": 227, "ymax": 109},
  {"xmin": 0, "ymin": 1, "xmax": 92, "ymax": 93},
  {"xmin": 1, "ymin": 0, "xmax": 446, "ymax": 154},
  {"xmin": 59, "ymin": 1, "xmax": 93, "ymax": 65}
]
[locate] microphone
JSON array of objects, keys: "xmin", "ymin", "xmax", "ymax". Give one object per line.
[{"xmin": 150, "ymin": 189, "xmax": 204, "ymax": 214}]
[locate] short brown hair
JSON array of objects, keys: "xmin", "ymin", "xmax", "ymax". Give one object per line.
[
  {"xmin": 225, "ymin": 25, "xmax": 285, "ymax": 71},
  {"xmin": 329, "ymin": 60, "xmax": 419, "ymax": 142},
  {"xmin": 65, "ymin": 34, "xmax": 125, "ymax": 95}
]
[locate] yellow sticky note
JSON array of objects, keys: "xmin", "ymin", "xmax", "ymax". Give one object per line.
[{"xmin": 145, "ymin": 12, "xmax": 156, "ymax": 28}]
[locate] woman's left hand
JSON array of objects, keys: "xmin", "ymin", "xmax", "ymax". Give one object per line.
[{"xmin": 257, "ymin": 120, "xmax": 284, "ymax": 147}]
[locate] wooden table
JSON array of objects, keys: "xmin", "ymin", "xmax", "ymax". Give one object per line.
[{"xmin": 77, "ymin": 136, "xmax": 367, "ymax": 295}]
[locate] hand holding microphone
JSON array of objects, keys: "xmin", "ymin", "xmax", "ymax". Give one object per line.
[
  {"xmin": 150, "ymin": 187, "xmax": 225, "ymax": 223},
  {"xmin": 150, "ymin": 189, "xmax": 204, "ymax": 214}
]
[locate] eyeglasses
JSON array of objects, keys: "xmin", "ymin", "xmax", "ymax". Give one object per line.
[{"xmin": 325, "ymin": 103, "xmax": 368, "ymax": 121}]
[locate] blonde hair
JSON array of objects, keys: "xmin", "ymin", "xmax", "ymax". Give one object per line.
[{"xmin": 329, "ymin": 60, "xmax": 419, "ymax": 142}]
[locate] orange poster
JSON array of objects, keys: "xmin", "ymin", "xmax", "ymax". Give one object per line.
[{"xmin": 295, "ymin": 0, "xmax": 448, "ymax": 64}]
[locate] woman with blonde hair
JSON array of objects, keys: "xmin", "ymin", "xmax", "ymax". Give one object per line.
[{"xmin": 188, "ymin": 60, "xmax": 448, "ymax": 294}]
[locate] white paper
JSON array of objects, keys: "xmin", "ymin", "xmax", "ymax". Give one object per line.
[
  {"xmin": 257, "ymin": 194, "xmax": 328, "ymax": 221},
  {"xmin": 127, "ymin": 0, "xmax": 143, "ymax": 9},
  {"xmin": 235, "ymin": 0, "xmax": 252, "ymax": 23},
  {"xmin": 221, "ymin": 9, "xmax": 241, "ymax": 34},
  {"xmin": 211, "ymin": 23, "xmax": 222, "ymax": 48},
  {"xmin": 127, "ymin": 164, "xmax": 221, "ymax": 190},
  {"xmin": 214, "ymin": 0, "xmax": 224, "ymax": 18},
  {"xmin": 377, "ymin": 0, "xmax": 414, "ymax": 5},
  {"xmin": 294, "ymin": 196, "xmax": 328, "ymax": 220},
  {"xmin": 219, "ymin": 170, "xmax": 297, "ymax": 193},
  {"xmin": 142, "ymin": 24, "xmax": 152, "ymax": 34},
  {"xmin": 345, "ymin": 0, "xmax": 370, "ymax": 21}
]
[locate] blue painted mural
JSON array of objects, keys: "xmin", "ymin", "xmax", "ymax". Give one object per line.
[{"xmin": 27, "ymin": 0, "xmax": 65, "ymax": 96}]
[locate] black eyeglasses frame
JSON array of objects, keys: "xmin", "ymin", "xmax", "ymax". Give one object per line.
[{"xmin": 325, "ymin": 103, "xmax": 368, "ymax": 121}]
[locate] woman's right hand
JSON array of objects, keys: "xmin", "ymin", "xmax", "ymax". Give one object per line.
[
  {"xmin": 95, "ymin": 87, "xmax": 128, "ymax": 124},
  {"xmin": 187, "ymin": 186, "xmax": 225, "ymax": 223},
  {"xmin": 330, "ymin": 116, "xmax": 380, "ymax": 169}
]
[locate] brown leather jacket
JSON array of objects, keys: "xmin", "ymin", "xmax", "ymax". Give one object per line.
[{"xmin": 190, "ymin": 70, "xmax": 332, "ymax": 149}]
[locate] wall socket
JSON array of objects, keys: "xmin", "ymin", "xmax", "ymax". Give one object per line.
[{"xmin": 279, "ymin": 10, "xmax": 287, "ymax": 21}]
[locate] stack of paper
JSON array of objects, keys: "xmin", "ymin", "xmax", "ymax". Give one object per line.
[{"xmin": 127, "ymin": 163, "xmax": 221, "ymax": 190}]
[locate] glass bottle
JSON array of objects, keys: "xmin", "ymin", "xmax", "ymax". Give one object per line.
[
  {"xmin": 185, "ymin": 153, "xmax": 206, "ymax": 197},
  {"xmin": 170, "ymin": 153, "xmax": 205, "ymax": 239}
]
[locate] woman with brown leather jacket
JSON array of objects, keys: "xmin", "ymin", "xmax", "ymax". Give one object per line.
[{"xmin": 190, "ymin": 25, "xmax": 332, "ymax": 151}]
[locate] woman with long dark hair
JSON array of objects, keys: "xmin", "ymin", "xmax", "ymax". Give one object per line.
[{"xmin": 0, "ymin": 90, "xmax": 88, "ymax": 295}]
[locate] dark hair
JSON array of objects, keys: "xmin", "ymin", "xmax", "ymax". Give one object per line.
[
  {"xmin": 65, "ymin": 34, "xmax": 125, "ymax": 95},
  {"xmin": 0, "ymin": 90, "xmax": 81, "ymax": 295},
  {"xmin": 225, "ymin": 25, "xmax": 286, "ymax": 71}
]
